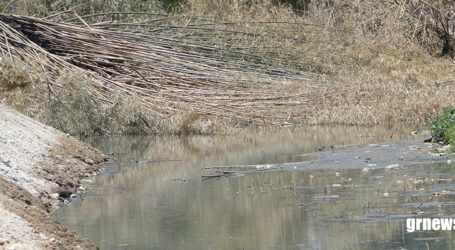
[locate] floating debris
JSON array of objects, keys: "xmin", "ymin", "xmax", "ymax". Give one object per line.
[{"xmin": 385, "ymin": 164, "xmax": 401, "ymax": 169}]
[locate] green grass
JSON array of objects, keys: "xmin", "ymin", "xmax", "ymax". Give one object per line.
[
  {"xmin": 434, "ymin": 161, "xmax": 455, "ymax": 173},
  {"xmin": 430, "ymin": 106, "xmax": 455, "ymax": 146}
]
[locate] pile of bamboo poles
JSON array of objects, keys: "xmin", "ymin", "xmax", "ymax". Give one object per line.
[{"xmin": 0, "ymin": 14, "xmax": 338, "ymax": 124}]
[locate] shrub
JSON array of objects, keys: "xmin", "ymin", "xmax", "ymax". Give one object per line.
[{"xmin": 430, "ymin": 106, "xmax": 455, "ymax": 144}]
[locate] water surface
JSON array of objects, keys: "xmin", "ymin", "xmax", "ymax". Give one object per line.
[{"xmin": 55, "ymin": 126, "xmax": 455, "ymax": 249}]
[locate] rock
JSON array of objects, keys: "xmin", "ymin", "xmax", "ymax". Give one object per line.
[
  {"xmin": 0, "ymin": 238, "xmax": 8, "ymax": 245},
  {"xmin": 57, "ymin": 188, "xmax": 72, "ymax": 199},
  {"xmin": 50, "ymin": 193, "xmax": 59, "ymax": 199},
  {"xmin": 256, "ymin": 164, "xmax": 272, "ymax": 170},
  {"xmin": 385, "ymin": 164, "xmax": 401, "ymax": 169},
  {"xmin": 413, "ymin": 180, "xmax": 425, "ymax": 185},
  {"xmin": 65, "ymin": 181, "xmax": 74, "ymax": 188},
  {"xmin": 84, "ymin": 159, "xmax": 94, "ymax": 165}
]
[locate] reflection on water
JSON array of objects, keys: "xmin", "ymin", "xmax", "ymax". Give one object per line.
[{"xmin": 55, "ymin": 126, "xmax": 455, "ymax": 249}]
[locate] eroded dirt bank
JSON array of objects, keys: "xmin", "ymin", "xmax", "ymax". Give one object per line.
[{"xmin": 0, "ymin": 104, "xmax": 106, "ymax": 249}]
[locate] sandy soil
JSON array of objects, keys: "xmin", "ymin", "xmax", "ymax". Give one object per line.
[{"xmin": 0, "ymin": 104, "xmax": 106, "ymax": 249}]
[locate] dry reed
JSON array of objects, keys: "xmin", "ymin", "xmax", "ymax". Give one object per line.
[
  {"xmin": 1, "ymin": 0, "xmax": 455, "ymax": 135},
  {"xmin": 0, "ymin": 13, "xmax": 337, "ymax": 129}
]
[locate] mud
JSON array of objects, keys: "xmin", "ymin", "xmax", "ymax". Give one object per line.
[{"xmin": 204, "ymin": 139, "xmax": 453, "ymax": 178}]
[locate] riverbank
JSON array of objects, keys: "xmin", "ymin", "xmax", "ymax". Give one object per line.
[
  {"xmin": 0, "ymin": 104, "xmax": 106, "ymax": 249},
  {"xmin": 1, "ymin": 99, "xmax": 454, "ymax": 249}
]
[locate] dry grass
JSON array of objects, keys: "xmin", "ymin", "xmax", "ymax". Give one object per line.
[
  {"xmin": 0, "ymin": 59, "xmax": 33, "ymax": 92},
  {"xmin": 133, "ymin": 0, "xmax": 455, "ymax": 125},
  {"xmin": 1, "ymin": 0, "xmax": 455, "ymax": 135},
  {"xmin": 180, "ymin": 0, "xmax": 455, "ymax": 125},
  {"xmin": 0, "ymin": 12, "xmax": 335, "ymax": 134},
  {"xmin": 299, "ymin": 1, "xmax": 455, "ymax": 125}
]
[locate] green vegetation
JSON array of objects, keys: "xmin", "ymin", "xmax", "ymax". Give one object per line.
[
  {"xmin": 431, "ymin": 106, "xmax": 455, "ymax": 146},
  {"xmin": 434, "ymin": 161, "xmax": 455, "ymax": 173}
]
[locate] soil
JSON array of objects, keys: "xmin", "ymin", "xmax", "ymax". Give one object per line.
[{"xmin": 0, "ymin": 104, "xmax": 107, "ymax": 249}]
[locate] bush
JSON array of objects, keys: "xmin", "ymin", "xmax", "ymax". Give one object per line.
[{"xmin": 430, "ymin": 106, "xmax": 455, "ymax": 144}]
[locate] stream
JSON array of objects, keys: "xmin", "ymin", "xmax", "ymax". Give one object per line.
[{"xmin": 54, "ymin": 126, "xmax": 455, "ymax": 249}]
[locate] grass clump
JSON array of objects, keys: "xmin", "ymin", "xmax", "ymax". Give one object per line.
[
  {"xmin": 0, "ymin": 59, "xmax": 32, "ymax": 92},
  {"xmin": 430, "ymin": 106, "xmax": 455, "ymax": 146},
  {"xmin": 447, "ymin": 126, "xmax": 455, "ymax": 146}
]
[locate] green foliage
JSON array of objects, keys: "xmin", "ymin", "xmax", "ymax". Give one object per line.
[
  {"xmin": 435, "ymin": 161, "xmax": 455, "ymax": 173},
  {"xmin": 430, "ymin": 106, "xmax": 455, "ymax": 144},
  {"xmin": 446, "ymin": 125, "xmax": 455, "ymax": 146}
]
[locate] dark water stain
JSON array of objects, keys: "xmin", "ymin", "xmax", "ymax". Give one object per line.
[{"xmin": 54, "ymin": 126, "xmax": 455, "ymax": 250}]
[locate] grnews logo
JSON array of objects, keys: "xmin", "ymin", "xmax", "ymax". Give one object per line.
[{"xmin": 406, "ymin": 218, "xmax": 455, "ymax": 232}]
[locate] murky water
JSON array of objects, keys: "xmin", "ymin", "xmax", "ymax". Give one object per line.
[{"xmin": 54, "ymin": 126, "xmax": 455, "ymax": 249}]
